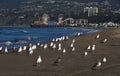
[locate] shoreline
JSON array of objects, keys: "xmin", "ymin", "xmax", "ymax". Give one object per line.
[{"xmin": 0, "ymin": 26, "xmax": 102, "ymax": 49}]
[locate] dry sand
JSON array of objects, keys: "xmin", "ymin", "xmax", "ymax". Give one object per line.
[{"xmin": 0, "ymin": 28, "xmax": 120, "ymax": 76}]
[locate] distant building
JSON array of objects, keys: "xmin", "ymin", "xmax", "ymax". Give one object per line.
[
  {"xmin": 84, "ymin": 7, "xmax": 98, "ymax": 16},
  {"xmin": 113, "ymin": 9, "xmax": 120, "ymax": 14},
  {"xmin": 58, "ymin": 17, "xmax": 63, "ymax": 24},
  {"xmin": 58, "ymin": 18, "xmax": 88, "ymax": 26},
  {"xmin": 42, "ymin": 13, "xmax": 50, "ymax": 25},
  {"xmin": 33, "ymin": 13, "xmax": 50, "ymax": 25}
]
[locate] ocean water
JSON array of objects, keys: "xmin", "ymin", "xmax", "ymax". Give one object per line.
[{"xmin": 0, "ymin": 27, "xmax": 101, "ymax": 48}]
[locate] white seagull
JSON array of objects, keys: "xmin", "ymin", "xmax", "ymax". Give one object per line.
[
  {"xmin": 103, "ymin": 38, "xmax": 107, "ymax": 43},
  {"xmin": 0, "ymin": 47, "xmax": 3, "ymax": 50},
  {"xmin": 58, "ymin": 46, "xmax": 62, "ymax": 51},
  {"xmin": 40, "ymin": 44, "xmax": 44, "ymax": 47},
  {"xmin": 92, "ymin": 45, "xmax": 96, "ymax": 51},
  {"xmin": 50, "ymin": 42, "xmax": 54, "ymax": 47},
  {"xmin": 28, "ymin": 46, "xmax": 32, "ymax": 52},
  {"xmin": 62, "ymin": 49, "xmax": 66, "ymax": 53},
  {"xmin": 43, "ymin": 44, "xmax": 47, "ymax": 49},
  {"xmin": 84, "ymin": 51, "xmax": 88, "ymax": 56},
  {"xmin": 55, "ymin": 38, "xmax": 59, "ymax": 42},
  {"xmin": 52, "ymin": 38, "xmax": 55, "ymax": 42},
  {"xmin": 62, "ymin": 36, "xmax": 65, "ymax": 40},
  {"xmin": 29, "ymin": 43, "xmax": 32, "ymax": 47},
  {"xmin": 29, "ymin": 49, "xmax": 33, "ymax": 55},
  {"xmin": 72, "ymin": 47, "xmax": 75, "ymax": 51},
  {"xmin": 52, "ymin": 44, "xmax": 56, "ymax": 49},
  {"xmin": 102, "ymin": 57, "xmax": 107, "ymax": 63},
  {"xmin": 72, "ymin": 39, "xmax": 75, "ymax": 43},
  {"xmin": 96, "ymin": 34, "xmax": 100, "ymax": 39},
  {"xmin": 77, "ymin": 33, "xmax": 81, "ymax": 36},
  {"xmin": 58, "ymin": 43, "xmax": 61, "ymax": 47},
  {"xmin": 23, "ymin": 46, "xmax": 27, "ymax": 51},
  {"xmin": 37, "ymin": 43, "xmax": 40, "ymax": 46},
  {"xmin": 18, "ymin": 46, "xmax": 23, "ymax": 53},
  {"xmin": 5, "ymin": 47, "xmax": 8, "ymax": 53},
  {"xmin": 87, "ymin": 45, "xmax": 91, "ymax": 50},
  {"xmin": 70, "ymin": 43, "xmax": 74, "ymax": 47},
  {"xmin": 36, "ymin": 55, "xmax": 42, "ymax": 64},
  {"xmin": 92, "ymin": 61, "xmax": 102, "ymax": 70},
  {"xmin": 96, "ymin": 61, "xmax": 102, "ymax": 67},
  {"xmin": 32, "ymin": 45, "xmax": 37, "ymax": 50},
  {"xmin": 66, "ymin": 36, "xmax": 69, "ymax": 40}
]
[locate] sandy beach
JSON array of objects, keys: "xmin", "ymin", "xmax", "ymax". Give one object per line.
[{"xmin": 0, "ymin": 28, "xmax": 120, "ymax": 76}]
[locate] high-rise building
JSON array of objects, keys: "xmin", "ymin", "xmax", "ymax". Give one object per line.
[
  {"xmin": 84, "ymin": 7, "xmax": 98, "ymax": 17},
  {"xmin": 58, "ymin": 17, "xmax": 63, "ymax": 24}
]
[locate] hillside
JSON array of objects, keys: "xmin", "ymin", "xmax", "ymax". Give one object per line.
[
  {"xmin": 0, "ymin": 0, "xmax": 120, "ymax": 9},
  {"xmin": 0, "ymin": 0, "xmax": 120, "ymax": 26}
]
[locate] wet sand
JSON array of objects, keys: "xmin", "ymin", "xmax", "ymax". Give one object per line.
[{"xmin": 0, "ymin": 28, "xmax": 120, "ymax": 76}]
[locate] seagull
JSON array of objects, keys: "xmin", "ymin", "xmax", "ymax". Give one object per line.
[
  {"xmin": 43, "ymin": 44, "xmax": 47, "ymax": 49},
  {"xmin": 96, "ymin": 34, "xmax": 100, "ymax": 39},
  {"xmin": 0, "ymin": 47, "xmax": 3, "ymax": 50},
  {"xmin": 52, "ymin": 38, "xmax": 55, "ymax": 42},
  {"xmin": 18, "ymin": 46, "xmax": 23, "ymax": 53},
  {"xmin": 29, "ymin": 43, "xmax": 32, "ymax": 47},
  {"xmin": 92, "ymin": 61, "xmax": 102, "ymax": 70},
  {"xmin": 28, "ymin": 46, "xmax": 32, "ymax": 52},
  {"xmin": 103, "ymin": 39, "xmax": 107, "ymax": 43},
  {"xmin": 29, "ymin": 49, "xmax": 33, "ymax": 55},
  {"xmin": 62, "ymin": 36, "xmax": 65, "ymax": 40},
  {"xmin": 32, "ymin": 45, "xmax": 37, "ymax": 50},
  {"xmin": 23, "ymin": 46, "xmax": 27, "ymax": 51},
  {"xmin": 55, "ymin": 38, "xmax": 59, "ymax": 42},
  {"xmin": 72, "ymin": 47, "xmax": 75, "ymax": 52},
  {"xmin": 36, "ymin": 55, "xmax": 42, "ymax": 66},
  {"xmin": 53, "ymin": 57, "xmax": 62, "ymax": 66},
  {"xmin": 102, "ymin": 57, "xmax": 107, "ymax": 63},
  {"xmin": 72, "ymin": 39, "xmax": 75, "ymax": 43},
  {"xmin": 58, "ymin": 43, "xmax": 61, "ymax": 47},
  {"xmin": 77, "ymin": 33, "xmax": 81, "ymax": 36},
  {"xmin": 52, "ymin": 44, "xmax": 56, "ymax": 49},
  {"xmin": 96, "ymin": 61, "xmax": 102, "ymax": 67},
  {"xmin": 66, "ymin": 36, "xmax": 69, "ymax": 40},
  {"xmin": 37, "ymin": 42, "xmax": 40, "ymax": 46},
  {"xmin": 70, "ymin": 43, "xmax": 74, "ymax": 47},
  {"xmin": 40, "ymin": 44, "xmax": 44, "ymax": 47},
  {"xmin": 4, "ymin": 47, "xmax": 8, "ymax": 53},
  {"xmin": 58, "ymin": 38, "xmax": 62, "ymax": 41},
  {"xmin": 87, "ymin": 45, "xmax": 91, "ymax": 50},
  {"xmin": 62, "ymin": 49, "xmax": 66, "ymax": 53},
  {"xmin": 50, "ymin": 42, "xmax": 54, "ymax": 47},
  {"xmin": 58, "ymin": 46, "xmax": 62, "ymax": 51},
  {"xmin": 84, "ymin": 51, "xmax": 88, "ymax": 56},
  {"xmin": 92, "ymin": 45, "xmax": 96, "ymax": 51}
]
